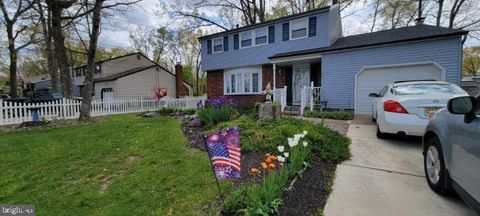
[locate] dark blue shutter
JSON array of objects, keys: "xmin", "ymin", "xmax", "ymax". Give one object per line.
[
  {"xmin": 223, "ymin": 36, "xmax": 229, "ymax": 51},
  {"xmin": 268, "ymin": 26, "xmax": 275, "ymax": 43},
  {"xmin": 207, "ymin": 40, "xmax": 212, "ymax": 54},
  {"xmin": 234, "ymin": 34, "xmax": 239, "ymax": 49},
  {"xmin": 309, "ymin": 16, "xmax": 317, "ymax": 37},
  {"xmin": 282, "ymin": 23, "xmax": 289, "ymax": 41}
]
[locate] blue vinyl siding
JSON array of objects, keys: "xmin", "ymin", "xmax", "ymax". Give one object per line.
[
  {"xmin": 321, "ymin": 37, "xmax": 463, "ymax": 110},
  {"xmin": 201, "ymin": 11, "xmax": 330, "ymax": 71}
]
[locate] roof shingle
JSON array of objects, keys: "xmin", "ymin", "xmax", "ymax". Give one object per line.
[{"xmin": 270, "ymin": 25, "xmax": 468, "ymax": 59}]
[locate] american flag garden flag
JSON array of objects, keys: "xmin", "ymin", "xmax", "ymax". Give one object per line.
[{"xmin": 204, "ymin": 126, "xmax": 241, "ymax": 180}]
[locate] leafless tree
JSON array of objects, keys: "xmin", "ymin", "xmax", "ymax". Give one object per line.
[
  {"xmin": 78, "ymin": 0, "xmax": 103, "ymax": 121},
  {"xmin": 1, "ymin": 0, "xmax": 37, "ymax": 97}
]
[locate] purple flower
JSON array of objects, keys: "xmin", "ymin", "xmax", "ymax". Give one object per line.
[
  {"xmin": 189, "ymin": 118, "xmax": 203, "ymax": 127},
  {"xmin": 205, "ymin": 96, "xmax": 236, "ymax": 108},
  {"xmin": 196, "ymin": 100, "xmax": 204, "ymax": 109}
]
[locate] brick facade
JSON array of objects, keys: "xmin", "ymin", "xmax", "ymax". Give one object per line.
[{"xmin": 206, "ymin": 64, "xmax": 286, "ymax": 105}]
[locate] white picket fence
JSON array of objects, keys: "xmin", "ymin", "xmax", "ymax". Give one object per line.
[{"xmin": 0, "ymin": 96, "xmax": 207, "ymax": 126}]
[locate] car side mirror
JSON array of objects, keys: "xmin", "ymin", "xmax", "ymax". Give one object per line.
[
  {"xmin": 447, "ymin": 96, "xmax": 477, "ymax": 124},
  {"xmin": 369, "ymin": 93, "xmax": 379, "ymax": 97}
]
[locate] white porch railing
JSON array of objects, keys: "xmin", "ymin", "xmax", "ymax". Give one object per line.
[
  {"xmin": 300, "ymin": 82, "xmax": 322, "ymax": 116},
  {"xmin": 0, "ymin": 96, "xmax": 206, "ymax": 126},
  {"xmin": 273, "ymin": 86, "xmax": 288, "ymax": 112}
]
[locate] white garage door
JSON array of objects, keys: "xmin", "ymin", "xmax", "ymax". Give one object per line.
[{"xmin": 355, "ymin": 63, "xmax": 444, "ymax": 115}]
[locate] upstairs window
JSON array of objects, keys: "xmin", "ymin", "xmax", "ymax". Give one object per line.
[
  {"xmin": 95, "ymin": 64, "xmax": 102, "ymax": 74},
  {"xmin": 240, "ymin": 31, "xmax": 252, "ymax": 48},
  {"xmin": 213, "ymin": 37, "xmax": 223, "ymax": 53},
  {"xmin": 75, "ymin": 69, "xmax": 81, "ymax": 77},
  {"xmin": 290, "ymin": 18, "xmax": 308, "ymax": 39},
  {"xmin": 255, "ymin": 28, "xmax": 268, "ymax": 45}
]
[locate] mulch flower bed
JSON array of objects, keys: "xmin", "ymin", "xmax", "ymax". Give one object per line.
[
  {"xmin": 179, "ymin": 114, "xmax": 341, "ymax": 215},
  {"xmin": 280, "ymin": 156, "xmax": 336, "ymax": 216}
]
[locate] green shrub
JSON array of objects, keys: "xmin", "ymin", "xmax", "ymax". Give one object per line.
[
  {"xmin": 157, "ymin": 108, "xmax": 197, "ymax": 116},
  {"xmin": 197, "ymin": 106, "xmax": 238, "ymax": 128},
  {"xmin": 182, "ymin": 108, "xmax": 197, "ymax": 115},
  {"xmin": 157, "ymin": 108, "xmax": 176, "ymax": 116},
  {"xmin": 214, "ymin": 116, "xmax": 350, "ymax": 162},
  {"xmin": 304, "ymin": 111, "xmax": 354, "ymax": 120}
]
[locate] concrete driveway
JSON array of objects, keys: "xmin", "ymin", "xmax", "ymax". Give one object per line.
[{"xmin": 323, "ymin": 119, "xmax": 476, "ymax": 216}]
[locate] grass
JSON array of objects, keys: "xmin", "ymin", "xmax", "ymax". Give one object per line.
[
  {"xmin": 215, "ymin": 116, "xmax": 351, "ymax": 162},
  {"xmin": 303, "ymin": 111, "xmax": 354, "ymax": 120},
  {"xmin": 0, "ymin": 114, "xmax": 227, "ymax": 215}
]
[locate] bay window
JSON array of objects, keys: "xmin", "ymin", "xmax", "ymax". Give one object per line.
[{"xmin": 224, "ymin": 67, "xmax": 262, "ymax": 95}]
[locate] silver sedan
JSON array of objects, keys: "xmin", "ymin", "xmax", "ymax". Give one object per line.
[{"xmin": 423, "ymin": 95, "xmax": 480, "ymax": 214}]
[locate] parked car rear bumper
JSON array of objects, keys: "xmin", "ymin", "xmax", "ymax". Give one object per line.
[{"xmin": 380, "ymin": 112, "xmax": 429, "ymax": 136}]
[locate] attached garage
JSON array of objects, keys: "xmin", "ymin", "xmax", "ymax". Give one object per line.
[{"xmin": 355, "ymin": 62, "xmax": 445, "ymax": 115}]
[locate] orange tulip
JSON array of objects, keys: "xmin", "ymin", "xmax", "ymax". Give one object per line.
[
  {"xmin": 261, "ymin": 162, "xmax": 268, "ymax": 169},
  {"xmin": 265, "ymin": 158, "xmax": 272, "ymax": 164},
  {"xmin": 250, "ymin": 168, "xmax": 261, "ymax": 175},
  {"xmin": 268, "ymin": 163, "xmax": 276, "ymax": 170}
]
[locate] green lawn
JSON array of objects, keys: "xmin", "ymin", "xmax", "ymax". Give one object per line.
[{"xmin": 0, "ymin": 115, "xmax": 224, "ymax": 215}]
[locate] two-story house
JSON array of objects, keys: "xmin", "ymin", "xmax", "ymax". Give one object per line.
[
  {"xmin": 199, "ymin": 3, "xmax": 468, "ymax": 115},
  {"xmin": 72, "ymin": 53, "xmax": 192, "ymax": 99}
]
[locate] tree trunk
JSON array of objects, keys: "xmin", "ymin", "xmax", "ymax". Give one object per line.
[
  {"xmin": 448, "ymin": 0, "xmax": 465, "ymax": 28},
  {"xmin": 6, "ymin": 23, "xmax": 18, "ymax": 98},
  {"xmin": 371, "ymin": 0, "xmax": 380, "ymax": 32},
  {"xmin": 37, "ymin": 1, "xmax": 59, "ymax": 93},
  {"xmin": 49, "ymin": 3, "xmax": 72, "ymax": 97},
  {"xmin": 79, "ymin": 0, "xmax": 104, "ymax": 121},
  {"xmin": 436, "ymin": 0, "xmax": 444, "ymax": 26}
]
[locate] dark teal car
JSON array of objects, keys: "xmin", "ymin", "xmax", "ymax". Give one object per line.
[{"xmin": 423, "ymin": 95, "xmax": 480, "ymax": 214}]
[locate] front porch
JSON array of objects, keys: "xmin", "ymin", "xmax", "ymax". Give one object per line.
[{"xmin": 271, "ymin": 54, "xmax": 324, "ymax": 115}]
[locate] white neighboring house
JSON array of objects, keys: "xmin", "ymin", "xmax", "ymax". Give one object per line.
[{"xmin": 72, "ymin": 53, "xmax": 193, "ymax": 99}]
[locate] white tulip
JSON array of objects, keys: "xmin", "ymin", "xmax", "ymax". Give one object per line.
[
  {"xmin": 277, "ymin": 145, "xmax": 285, "ymax": 152},
  {"xmin": 303, "ymin": 142, "xmax": 308, "ymax": 147},
  {"xmin": 277, "ymin": 155, "xmax": 285, "ymax": 162},
  {"xmin": 287, "ymin": 138, "xmax": 293, "ymax": 142},
  {"xmin": 288, "ymin": 140, "xmax": 295, "ymax": 147},
  {"xmin": 303, "ymin": 130, "xmax": 308, "ymax": 135},
  {"xmin": 284, "ymin": 152, "xmax": 289, "ymax": 158}
]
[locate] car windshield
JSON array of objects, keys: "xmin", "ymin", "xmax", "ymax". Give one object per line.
[{"xmin": 392, "ymin": 84, "xmax": 463, "ymax": 95}]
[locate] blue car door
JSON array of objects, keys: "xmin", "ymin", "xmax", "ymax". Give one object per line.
[{"xmin": 450, "ymin": 97, "xmax": 480, "ymax": 203}]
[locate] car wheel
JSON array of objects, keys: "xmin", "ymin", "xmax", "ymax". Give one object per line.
[
  {"xmin": 376, "ymin": 124, "xmax": 386, "ymax": 139},
  {"xmin": 424, "ymin": 137, "xmax": 451, "ymax": 195}
]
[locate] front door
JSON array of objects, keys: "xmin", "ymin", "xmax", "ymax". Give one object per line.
[{"xmin": 292, "ymin": 64, "xmax": 310, "ymax": 105}]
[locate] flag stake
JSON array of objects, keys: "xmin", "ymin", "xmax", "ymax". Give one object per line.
[{"xmin": 203, "ymin": 136, "xmax": 227, "ymax": 212}]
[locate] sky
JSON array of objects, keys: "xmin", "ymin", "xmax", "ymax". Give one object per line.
[{"xmin": 97, "ymin": 1, "xmax": 480, "ymax": 50}]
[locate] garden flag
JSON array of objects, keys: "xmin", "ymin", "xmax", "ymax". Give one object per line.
[{"xmin": 204, "ymin": 126, "xmax": 241, "ymax": 180}]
